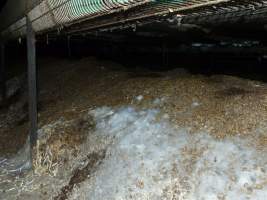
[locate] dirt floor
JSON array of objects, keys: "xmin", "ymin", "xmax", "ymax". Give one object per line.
[{"xmin": 0, "ymin": 56, "xmax": 267, "ymax": 199}]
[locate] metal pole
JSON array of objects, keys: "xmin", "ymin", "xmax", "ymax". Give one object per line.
[
  {"xmin": 27, "ymin": 16, "xmax": 38, "ymax": 165},
  {"xmin": 0, "ymin": 43, "xmax": 6, "ymax": 103},
  {"xmin": 162, "ymin": 42, "xmax": 169, "ymax": 68},
  {"xmin": 67, "ymin": 35, "xmax": 71, "ymax": 57}
]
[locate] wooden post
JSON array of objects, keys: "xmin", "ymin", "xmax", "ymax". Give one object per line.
[
  {"xmin": 0, "ymin": 43, "xmax": 6, "ymax": 103},
  {"xmin": 27, "ymin": 16, "xmax": 38, "ymax": 165}
]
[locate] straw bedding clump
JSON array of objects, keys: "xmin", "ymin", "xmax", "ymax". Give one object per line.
[{"xmin": 33, "ymin": 115, "xmax": 95, "ymax": 176}]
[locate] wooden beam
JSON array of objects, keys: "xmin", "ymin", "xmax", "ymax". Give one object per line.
[{"xmin": 26, "ymin": 16, "xmax": 38, "ymax": 166}]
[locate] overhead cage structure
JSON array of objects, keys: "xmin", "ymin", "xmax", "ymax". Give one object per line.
[
  {"xmin": 0, "ymin": 0, "xmax": 150, "ymax": 39},
  {"xmin": 1, "ymin": 0, "xmax": 267, "ymax": 40},
  {"xmin": 182, "ymin": 0, "xmax": 267, "ymax": 27}
]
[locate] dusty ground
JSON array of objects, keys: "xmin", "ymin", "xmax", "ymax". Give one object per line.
[{"xmin": 0, "ymin": 56, "xmax": 267, "ymax": 199}]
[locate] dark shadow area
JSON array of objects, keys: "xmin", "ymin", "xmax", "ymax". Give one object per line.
[{"xmin": 4, "ymin": 31, "xmax": 267, "ymax": 83}]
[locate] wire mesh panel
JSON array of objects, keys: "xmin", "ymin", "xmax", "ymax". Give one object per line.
[
  {"xmin": 1, "ymin": 0, "xmax": 267, "ymax": 39},
  {"xmin": 1, "ymin": 0, "xmax": 150, "ymax": 38}
]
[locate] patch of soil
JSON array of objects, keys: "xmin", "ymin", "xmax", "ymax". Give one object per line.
[
  {"xmin": 54, "ymin": 150, "xmax": 106, "ymax": 200},
  {"xmin": 215, "ymin": 87, "xmax": 252, "ymax": 97},
  {"xmin": 0, "ymin": 88, "xmax": 21, "ymax": 111},
  {"xmin": 127, "ymin": 71, "xmax": 164, "ymax": 79},
  {"xmin": 0, "ymin": 124, "xmax": 29, "ymax": 157}
]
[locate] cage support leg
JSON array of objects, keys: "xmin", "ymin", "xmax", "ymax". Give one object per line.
[
  {"xmin": 67, "ymin": 36, "xmax": 72, "ymax": 57},
  {"xmin": 0, "ymin": 43, "xmax": 6, "ymax": 103},
  {"xmin": 27, "ymin": 17, "xmax": 38, "ymax": 167},
  {"xmin": 162, "ymin": 42, "xmax": 169, "ymax": 68}
]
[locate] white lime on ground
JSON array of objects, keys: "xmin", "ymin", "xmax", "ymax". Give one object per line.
[
  {"xmin": 69, "ymin": 106, "xmax": 267, "ymax": 200},
  {"xmin": 1, "ymin": 105, "xmax": 266, "ymax": 200}
]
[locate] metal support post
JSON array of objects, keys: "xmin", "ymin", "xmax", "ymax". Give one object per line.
[
  {"xmin": 0, "ymin": 43, "xmax": 6, "ymax": 102},
  {"xmin": 162, "ymin": 42, "xmax": 169, "ymax": 68},
  {"xmin": 67, "ymin": 35, "xmax": 72, "ymax": 57},
  {"xmin": 27, "ymin": 16, "xmax": 38, "ymax": 164}
]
